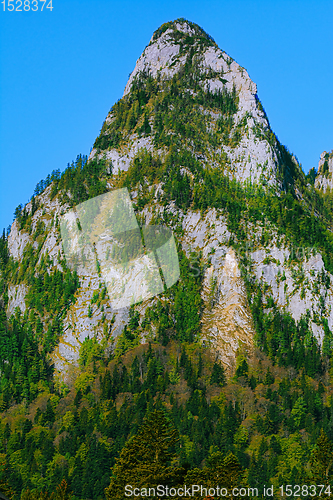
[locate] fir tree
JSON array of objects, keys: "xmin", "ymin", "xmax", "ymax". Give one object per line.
[
  {"xmin": 105, "ymin": 409, "xmax": 184, "ymax": 499},
  {"xmin": 210, "ymin": 361, "xmax": 227, "ymax": 386},
  {"xmin": 309, "ymin": 429, "xmax": 333, "ymax": 486},
  {"xmin": 184, "ymin": 451, "xmax": 243, "ymax": 499}
]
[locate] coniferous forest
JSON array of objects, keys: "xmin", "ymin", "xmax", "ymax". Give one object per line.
[{"xmin": 1, "ymin": 18, "xmax": 333, "ymax": 500}]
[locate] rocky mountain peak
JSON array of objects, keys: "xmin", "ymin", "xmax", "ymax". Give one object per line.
[
  {"xmin": 151, "ymin": 18, "xmax": 217, "ymax": 44},
  {"xmin": 123, "ymin": 18, "xmax": 220, "ymax": 96},
  {"xmin": 315, "ymin": 150, "xmax": 333, "ymax": 192},
  {"xmin": 123, "ymin": 18, "xmax": 258, "ymax": 109},
  {"xmin": 92, "ymin": 18, "xmax": 301, "ymax": 190}
]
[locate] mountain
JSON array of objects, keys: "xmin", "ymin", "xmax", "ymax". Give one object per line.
[
  {"xmin": 1, "ymin": 18, "xmax": 333, "ymax": 498},
  {"xmin": 3, "ymin": 18, "xmax": 332, "ymax": 376}
]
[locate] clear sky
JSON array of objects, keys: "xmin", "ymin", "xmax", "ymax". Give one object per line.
[{"xmin": 0, "ymin": 0, "xmax": 332, "ymax": 231}]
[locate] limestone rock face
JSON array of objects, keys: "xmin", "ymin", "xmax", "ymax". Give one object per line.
[
  {"xmin": 92, "ymin": 19, "xmax": 293, "ymax": 188},
  {"xmin": 249, "ymin": 245, "xmax": 333, "ymax": 345},
  {"xmin": 181, "ymin": 209, "xmax": 255, "ymax": 367},
  {"xmin": 123, "ymin": 23, "xmax": 256, "ymax": 99},
  {"xmin": 315, "ymin": 151, "xmax": 333, "ymax": 193},
  {"xmin": 89, "ymin": 136, "xmax": 154, "ymax": 175},
  {"xmin": 7, "ymin": 283, "xmax": 28, "ymax": 317},
  {"xmin": 180, "ymin": 208, "xmax": 333, "ymax": 366},
  {"xmin": 201, "ymin": 248, "xmax": 255, "ymax": 371},
  {"xmin": 8, "ymin": 220, "xmax": 30, "ymax": 261}
]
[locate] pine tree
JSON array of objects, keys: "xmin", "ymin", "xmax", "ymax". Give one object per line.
[
  {"xmin": 309, "ymin": 429, "xmax": 333, "ymax": 487},
  {"xmin": 235, "ymin": 359, "xmax": 249, "ymax": 379},
  {"xmin": 184, "ymin": 451, "xmax": 243, "ymax": 499},
  {"xmin": 105, "ymin": 409, "xmax": 184, "ymax": 499},
  {"xmin": 210, "ymin": 361, "xmax": 227, "ymax": 386}
]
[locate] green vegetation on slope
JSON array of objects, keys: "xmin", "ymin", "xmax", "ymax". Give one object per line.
[
  {"xmin": 0, "ymin": 307, "xmax": 54, "ymax": 410},
  {"xmin": 1, "ymin": 341, "xmax": 333, "ymax": 499}
]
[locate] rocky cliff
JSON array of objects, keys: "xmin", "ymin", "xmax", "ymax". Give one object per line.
[
  {"xmin": 315, "ymin": 150, "xmax": 333, "ymax": 193},
  {"xmin": 90, "ymin": 19, "xmax": 298, "ymax": 189}
]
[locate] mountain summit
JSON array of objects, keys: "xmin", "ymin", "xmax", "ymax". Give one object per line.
[{"xmin": 91, "ymin": 18, "xmax": 300, "ymax": 190}]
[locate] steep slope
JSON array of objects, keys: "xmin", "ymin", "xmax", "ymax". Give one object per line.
[
  {"xmin": 91, "ymin": 19, "xmax": 300, "ymax": 189},
  {"xmin": 2, "ymin": 18, "xmax": 333, "ymax": 382}
]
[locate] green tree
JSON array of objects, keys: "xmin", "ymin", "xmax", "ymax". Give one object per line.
[
  {"xmin": 184, "ymin": 451, "xmax": 243, "ymax": 499},
  {"xmin": 105, "ymin": 409, "xmax": 184, "ymax": 499},
  {"xmin": 308, "ymin": 430, "xmax": 333, "ymax": 487},
  {"xmin": 291, "ymin": 397, "xmax": 307, "ymax": 429},
  {"xmin": 210, "ymin": 361, "xmax": 227, "ymax": 386},
  {"xmin": 235, "ymin": 359, "xmax": 248, "ymax": 380}
]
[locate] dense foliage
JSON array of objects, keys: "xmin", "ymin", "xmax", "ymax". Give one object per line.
[
  {"xmin": 1, "ymin": 341, "xmax": 333, "ymax": 499},
  {"xmin": 0, "ymin": 307, "xmax": 54, "ymax": 411}
]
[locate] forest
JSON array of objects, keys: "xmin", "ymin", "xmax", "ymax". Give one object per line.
[
  {"xmin": 1, "ymin": 328, "xmax": 333, "ymax": 498},
  {"xmin": 1, "ymin": 243, "xmax": 333, "ymax": 498}
]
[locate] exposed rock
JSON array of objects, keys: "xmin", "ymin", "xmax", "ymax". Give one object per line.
[
  {"xmin": 7, "ymin": 220, "xmax": 30, "ymax": 261},
  {"xmin": 89, "ymin": 136, "xmax": 154, "ymax": 172},
  {"xmin": 250, "ymin": 242, "xmax": 333, "ymax": 339},
  {"xmin": 123, "ymin": 32, "xmax": 183, "ymax": 95},
  {"xmin": 94, "ymin": 18, "xmax": 286, "ymax": 189},
  {"xmin": 201, "ymin": 248, "xmax": 255, "ymax": 371},
  {"xmin": 315, "ymin": 150, "xmax": 333, "ymax": 193},
  {"xmin": 7, "ymin": 283, "xmax": 28, "ymax": 317}
]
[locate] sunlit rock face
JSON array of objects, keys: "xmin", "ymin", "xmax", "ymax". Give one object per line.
[
  {"xmin": 201, "ymin": 248, "xmax": 255, "ymax": 371},
  {"xmin": 315, "ymin": 151, "xmax": 333, "ymax": 193},
  {"xmin": 93, "ymin": 19, "xmax": 289, "ymax": 188}
]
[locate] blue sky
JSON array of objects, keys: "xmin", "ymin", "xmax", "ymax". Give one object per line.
[{"xmin": 0, "ymin": 0, "xmax": 332, "ymax": 231}]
